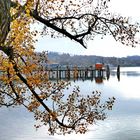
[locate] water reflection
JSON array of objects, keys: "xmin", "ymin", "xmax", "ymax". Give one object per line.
[
  {"xmin": 1, "ymin": 67, "xmax": 140, "ymax": 140},
  {"xmin": 117, "ymin": 72, "xmax": 120, "ymax": 81},
  {"xmin": 90, "ymin": 115, "xmax": 140, "ymax": 140},
  {"xmin": 121, "ymin": 71, "xmax": 140, "ymax": 76},
  {"xmin": 95, "ymin": 77, "xmax": 103, "ymax": 83},
  {"xmin": 114, "ymin": 67, "xmax": 140, "ymax": 77}
]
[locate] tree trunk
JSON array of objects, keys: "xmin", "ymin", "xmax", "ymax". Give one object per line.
[{"xmin": 0, "ymin": 0, "xmax": 11, "ymax": 44}]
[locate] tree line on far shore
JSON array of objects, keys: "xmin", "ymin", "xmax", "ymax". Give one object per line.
[{"xmin": 47, "ymin": 52, "xmax": 140, "ymax": 67}]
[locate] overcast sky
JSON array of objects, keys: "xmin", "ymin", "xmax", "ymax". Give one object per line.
[{"xmin": 35, "ymin": 0, "xmax": 140, "ymax": 57}]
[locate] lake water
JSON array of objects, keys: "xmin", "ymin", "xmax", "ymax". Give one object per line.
[{"xmin": 1, "ymin": 67, "xmax": 140, "ymax": 140}]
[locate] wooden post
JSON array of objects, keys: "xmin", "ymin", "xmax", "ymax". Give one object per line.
[
  {"xmin": 85, "ymin": 68, "xmax": 88, "ymax": 79},
  {"xmin": 117, "ymin": 65, "xmax": 120, "ymax": 81},
  {"xmin": 66, "ymin": 66, "xmax": 70, "ymax": 80},
  {"xmin": 59, "ymin": 66, "xmax": 61, "ymax": 79},
  {"xmin": 56, "ymin": 66, "xmax": 59, "ymax": 80},
  {"xmin": 91, "ymin": 69, "xmax": 94, "ymax": 78},
  {"xmin": 79, "ymin": 70, "xmax": 82, "ymax": 78},
  {"xmin": 73, "ymin": 66, "xmax": 78, "ymax": 79},
  {"xmin": 106, "ymin": 65, "xmax": 110, "ymax": 80}
]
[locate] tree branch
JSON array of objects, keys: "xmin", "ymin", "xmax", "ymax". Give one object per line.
[
  {"xmin": 31, "ymin": 11, "xmax": 87, "ymax": 48},
  {"xmin": 1, "ymin": 46, "xmax": 75, "ymax": 129}
]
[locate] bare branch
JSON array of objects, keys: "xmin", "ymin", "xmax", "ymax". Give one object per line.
[{"xmin": 31, "ymin": 11, "xmax": 87, "ymax": 48}]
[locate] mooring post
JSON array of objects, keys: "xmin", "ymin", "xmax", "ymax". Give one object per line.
[
  {"xmin": 106, "ymin": 65, "xmax": 110, "ymax": 80},
  {"xmin": 117, "ymin": 65, "xmax": 120, "ymax": 81}
]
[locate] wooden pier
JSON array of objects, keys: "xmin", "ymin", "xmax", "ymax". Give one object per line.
[{"xmin": 46, "ymin": 65, "xmax": 107, "ymax": 81}]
